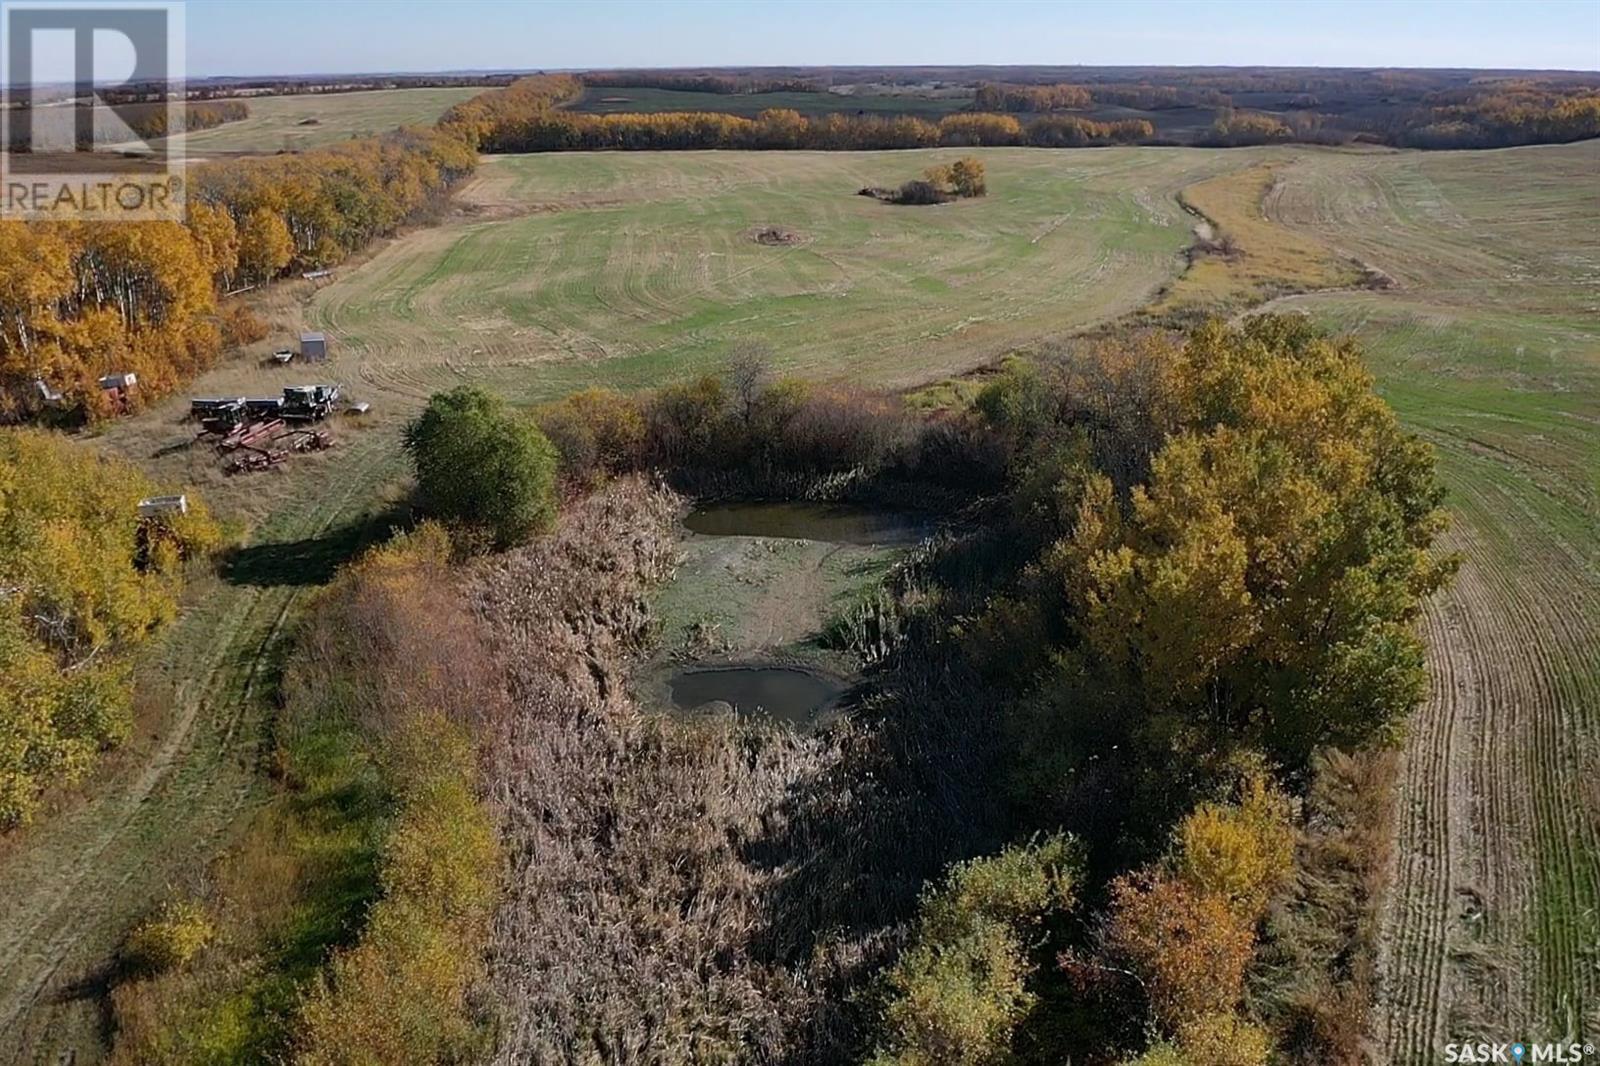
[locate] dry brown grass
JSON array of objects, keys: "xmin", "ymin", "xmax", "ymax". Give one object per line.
[
  {"xmin": 1154, "ymin": 162, "xmax": 1363, "ymax": 315},
  {"xmin": 467, "ymin": 480, "xmax": 830, "ymax": 1060},
  {"xmin": 1250, "ymin": 749, "xmax": 1399, "ymax": 1065}
]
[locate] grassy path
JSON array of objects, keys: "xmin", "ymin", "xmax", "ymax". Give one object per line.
[{"xmin": 0, "ymin": 428, "xmax": 405, "ymax": 1063}]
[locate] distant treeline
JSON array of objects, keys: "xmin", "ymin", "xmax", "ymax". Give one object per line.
[
  {"xmin": 487, "ymin": 108, "xmax": 1151, "ymax": 151},
  {"xmin": 2, "ymin": 100, "xmax": 248, "ymax": 149},
  {"xmin": 454, "ymin": 72, "xmax": 1600, "ymax": 153},
  {"xmin": 974, "ymin": 81, "xmax": 1231, "ymax": 112},
  {"xmin": 581, "ymin": 70, "xmax": 822, "ymax": 94},
  {"xmin": 453, "ymin": 76, "xmax": 1151, "ymax": 151},
  {"xmin": 1396, "ymin": 84, "xmax": 1600, "ymax": 148},
  {"xmin": 91, "ymin": 73, "xmax": 519, "ymax": 106}
]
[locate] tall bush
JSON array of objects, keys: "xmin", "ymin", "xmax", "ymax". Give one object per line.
[{"xmin": 403, "ymin": 386, "xmax": 558, "ymax": 549}]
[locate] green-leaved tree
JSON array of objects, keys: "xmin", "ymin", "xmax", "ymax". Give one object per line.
[{"xmin": 403, "ymin": 386, "xmax": 558, "ymax": 549}]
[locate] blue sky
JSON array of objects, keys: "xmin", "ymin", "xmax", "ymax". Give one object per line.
[{"xmin": 186, "ymin": 0, "xmax": 1600, "ymax": 77}]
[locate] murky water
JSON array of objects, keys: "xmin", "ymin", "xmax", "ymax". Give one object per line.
[
  {"xmin": 684, "ymin": 501, "xmax": 931, "ymax": 546},
  {"xmin": 667, "ymin": 665, "xmax": 845, "ymax": 728}
]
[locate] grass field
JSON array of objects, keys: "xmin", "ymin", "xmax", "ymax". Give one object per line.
[
  {"xmin": 1, "ymin": 140, "xmax": 1595, "ymax": 1062},
  {"xmin": 298, "ymin": 148, "xmax": 1252, "ymax": 406},
  {"xmin": 1263, "ymin": 140, "xmax": 1600, "ymax": 1051},
  {"xmin": 148, "ymin": 87, "xmax": 481, "ymax": 154}
]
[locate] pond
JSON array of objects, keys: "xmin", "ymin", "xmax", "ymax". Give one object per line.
[
  {"xmin": 684, "ymin": 501, "xmax": 931, "ymax": 546},
  {"xmin": 667, "ymin": 665, "xmax": 845, "ymax": 728}
]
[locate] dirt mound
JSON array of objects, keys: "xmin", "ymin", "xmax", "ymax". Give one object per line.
[{"xmin": 751, "ymin": 225, "xmax": 804, "ymax": 246}]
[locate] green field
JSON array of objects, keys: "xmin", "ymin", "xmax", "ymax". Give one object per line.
[
  {"xmin": 154, "ymin": 86, "xmax": 480, "ymax": 153},
  {"xmin": 568, "ymin": 84, "xmax": 973, "ymax": 118},
  {"xmin": 2, "ymin": 141, "xmax": 1597, "ymax": 1061},
  {"xmin": 1264, "ymin": 141, "xmax": 1600, "ymax": 1050},
  {"xmin": 299, "ymin": 148, "xmax": 1248, "ymax": 405}
]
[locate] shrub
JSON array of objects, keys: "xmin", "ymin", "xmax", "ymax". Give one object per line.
[
  {"xmin": 871, "ymin": 835, "xmax": 1080, "ymax": 1066},
  {"xmin": 403, "ymin": 386, "xmax": 558, "ymax": 549},
  {"xmin": 1106, "ymin": 872, "xmax": 1255, "ymax": 1031},
  {"xmin": 535, "ymin": 386, "xmax": 646, "ymax": 487},
  {"xmin": 294, "ymin": 713, "xmax": 498, "ymax": 1066},
  {"xmin": 894, "ymin": 179, "xmax": 951, "ymax": 206},
  {"xmin": 218, "ymin": 303, "xmax": 268, "ymax": 347},
  {"xmin": 1123, "ymin": 1015, "xmax": 1271, "ymax": 1066},
  {"xmin": 1175, "ymin": 1012, "xmax": 1272, "ymax": 1066},
  {"xmin": 1173, "ymin": 771, "xmax": 1296, "ymax": 919},
  {"xmin": 925, "ymin": 157, "xmax": 988, "ymax": 198},
  {"xmin": 1125, "ymin": 1043, "xmax": 1189, "ymax": 1066},
  {"xmin": 644, "ymin": 374, "xmax": 732, "ymax": 467},
  {"xmin": 123, "ymin": 900, "xmax": 215, "ymax": 976},
  {"xmin": 869, "ymin": 915, "xmax": 1032, "ymax": 1066}
]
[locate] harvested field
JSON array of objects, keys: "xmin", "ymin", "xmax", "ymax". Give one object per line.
[
  {"xmin": 140, "ymin": 87, "xmax": 480, "ymax": 153},
  {"xmin": 1263, "ymin": 139, "xmax": 1600, "ymax": 1053},
  {"xmin": 300, "ymin": 148, "xmax": 1246, "ymax": 404}
]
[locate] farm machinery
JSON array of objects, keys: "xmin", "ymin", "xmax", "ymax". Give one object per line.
[{"xmin": 190, "ymin": 385, "xmax": 341, "ymax": 474}]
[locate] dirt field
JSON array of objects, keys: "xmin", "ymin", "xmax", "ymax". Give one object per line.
[{"xmin": 1263, "ymin": 140, "xmax": 1600, "ymax": 1052}]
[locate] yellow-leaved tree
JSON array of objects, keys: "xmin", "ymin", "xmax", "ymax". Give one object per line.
[{"xmin": 0, "ymin": 429, "xmax": 218, "ymax": 825}]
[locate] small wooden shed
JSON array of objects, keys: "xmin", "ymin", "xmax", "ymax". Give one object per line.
[{"xmin": 300, "ymin": 332, "xmax": 328, "ymax": 361}]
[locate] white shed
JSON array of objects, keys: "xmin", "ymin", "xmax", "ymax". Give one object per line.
[{"xmin": 138, "ymin": 494, "xmax": 188, "ymax": 518}]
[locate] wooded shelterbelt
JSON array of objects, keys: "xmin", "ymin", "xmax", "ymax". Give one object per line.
[
  {"xmin": 0, "ymin": 96, "xmax": 491, "ymax": 420},
  {"xmin": 1, "ymin": 100, "xmax": 249, "ymax": 150}
]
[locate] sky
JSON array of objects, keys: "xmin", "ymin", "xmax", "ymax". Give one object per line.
[{"xmin": 181, "ymin": 0, "xmax": 1600, "ymax": 77}]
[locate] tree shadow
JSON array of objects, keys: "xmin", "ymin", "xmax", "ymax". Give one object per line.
[
  {"xmin": 221, "ymin": 504, "xmax": 412, "ymax": 588},
  {"xmin": 50, "ymin": 962, "xmax": 117, "ymax": 1049},
  {"xmin": 743, "ymin": 659, "xmax": 1007, "ymax": 966}
]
